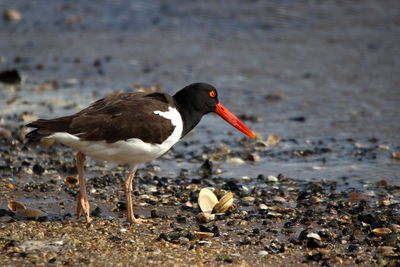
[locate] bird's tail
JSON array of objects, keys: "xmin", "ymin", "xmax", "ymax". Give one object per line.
[{"xmin": 26, "ymin": 116, "xmax": 73, "ymax": 142}]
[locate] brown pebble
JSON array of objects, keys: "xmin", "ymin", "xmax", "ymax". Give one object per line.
[
  {"xmin": 247, "ymin": 153, "xmax": 260, "ymax": 162},
  {"xmin": 371, "ymin": 228, "xmax": 392, "ymax": 236},
  {"xmin": 194, "ymin": 231, "xmax": 214, "ymax": 239},
  {"xmin": 376, "ymin": 179, "xmax": 388, "ymax": 187},
  {"xmin": 348, "ymin": 191, "xmax": 368, "ymax": 202},
  {"xmin": 391, "ymin": 152, "xmax": 400, "ymax": 159},
  {"xmin": 376, "ymin": 246, "xmax": 394, "ymax": 256}
]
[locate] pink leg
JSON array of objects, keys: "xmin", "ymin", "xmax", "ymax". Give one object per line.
[
  {"xmin": 75, "ymin": 152, "xmax": 92, "ymax": 223},
  {"xmin": 125, "ymin": 166, "xmax": 146, "ymax": 224}
]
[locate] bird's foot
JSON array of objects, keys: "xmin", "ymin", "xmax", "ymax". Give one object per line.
[
  {"xmin": 127, "ymin": 215, "xmax": 149, "ymax": 224},
  {"xmin": 76, "ymin": 194, "xmax": 92, "ymax": 223}
]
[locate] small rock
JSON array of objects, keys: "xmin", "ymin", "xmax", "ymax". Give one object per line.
[
  {"xmin": 3, "ymin": 9, "xmax": 22, "ymax": 22},
  {"xmin": 194, "ymin": 231, "xmax": 214, "ymax": 239},
  {"xmin": 258, "ymin": 250, "xmax": 268, "ymax": 256},
  {"xmin": 376, "ymin": 246, "xmax": 394, "ymax": 256},
  {"xmin": 178, "ymin": 237, "xmax": 190, "ymax": 245},
  {"xmin": 0, "ymin": 69, "xmax": 21, "ymax": 84},
  {"xmin": 266, "ymin": 134, "xmax": 280, "ymax": 146},
  {"xmin": 371, "ymin": 228, "xmax": 392, "ymax": 236},
  {"xmin": 0, "ymin": 127, "xmax": 12, "ymax": 139},
  {"xmin": 90, "ymin": 206, "xmax": 102, "ymax": 217},
  {"xmin": 272, "ymin": 196, "xmax": 286, "ymax": 203},
  {"xmin": 307, "ymin": 233, "xmax": 321, "ymax": 241},
  {"xmin": 198, "ymin": 240, "xmax": 212, "ymax": 246},
  {"xmin": 247, "ymin": 153, "xmax": 260, "ymax": 162},
  {"xmin": 265, "ymin": 92, "xmax": 284, "ymax": 101},
  {"xmin": 226, "ymin": 157, "xmax": 245, "ymax": 165},
  {"xmin": 5, "ymin": 183, "xmax": 15, "ymax": 189},
  {"xmin": 196, "ymin": 212, "xmax": 215, "ymax": 223},
  {"xmin": 267, "ymin": 175, "xmax": 278, "ymax": 182},
  {"xmin": 241, "ymin": 196, "xmax": 255, "ymax": 203},
  {"xmin": 32, "ymin": 164, "xmax": 45, "ymax": 175},
  {"xmin": 391, "ymin": 152, "xmax": 400, "ymax": 159},
  {"xmin": 348, "ymin": 244, "xmax": 359, "ymax": 252}
]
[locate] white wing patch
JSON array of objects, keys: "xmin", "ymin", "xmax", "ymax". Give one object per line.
[{"xmin": 46, "ymin": 107, "xmax": 183, "ymax": 164}]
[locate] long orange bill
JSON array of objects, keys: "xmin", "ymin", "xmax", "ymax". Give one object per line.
[{"xmin": 214, "ymin": 103, "xmax": 255, "ymax": 138}]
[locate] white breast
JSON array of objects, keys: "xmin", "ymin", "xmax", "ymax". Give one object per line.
[{"xmin": 46, "ymin": 107, "xmax": 183, "ymax": 164}]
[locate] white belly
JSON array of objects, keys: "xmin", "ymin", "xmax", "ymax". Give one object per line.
[{"xmin": 46, "ymin": 107, "xmax": 183, "ymax": 164}]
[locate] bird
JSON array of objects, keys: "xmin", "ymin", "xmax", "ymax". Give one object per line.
[{"xmin": 26, "ymin": 82, "xmax": 255, "ymax": 224}]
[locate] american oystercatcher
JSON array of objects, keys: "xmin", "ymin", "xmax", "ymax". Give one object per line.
[{"xmin": 26, "ymin": 83, "xmax": 255, "ymax": 223}]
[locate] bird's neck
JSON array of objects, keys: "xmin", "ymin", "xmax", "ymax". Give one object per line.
[{"xmin": 173, "ymin": 96, "xmax": 204, "ymax": 139}]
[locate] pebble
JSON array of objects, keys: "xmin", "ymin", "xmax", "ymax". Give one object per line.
[
  {"xmin": 391, "ymin": 152, "xmax": 400, "ymax": 159},
  {"xmin": 198, "ymin": 240, "xmax": 212, "ymax": 246},
  {"xmin": 196, "ymin": 212, "xmax": 215, "ymax": 223},
  {"xmin": 376, "ymin": 246, "xmax": 394, "ymax": 256},
  {"xmin": 226, "ymin": 157, "xmax": 245, "ymax": 165},
  {"xmin": 266, "ymin": 134, "xmax": 281, "ymax": 146},
  {"xmin": 241, "ymin": 196, "xmax": 255, "ymax": 203},
  {"xmin": 3, "ymin": 9, "xmax": 22, "ymax": 22},
  {"xmin": 371, "ymin": 228, "xmax": 392, "ymax": 236},
  {"xmin": 267, "ymin": 175, "xmax": 278, "ymax": 182},
  {"xmin": 306, "ymin": 233, "xmax": 321, "ymax": 241},
  {"xmin": 247, "ymin": 153, "xmax": 260, "ymax": 162},
  {"xmin": 258, "ymin": 250, "xmax": 269, "ymax": 256}
]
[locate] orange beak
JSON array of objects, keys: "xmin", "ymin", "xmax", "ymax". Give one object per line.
[{"xmin": 214, "ymin": 103, "xmax": 255, "ymax": 138}]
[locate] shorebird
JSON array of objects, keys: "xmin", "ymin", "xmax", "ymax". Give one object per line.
[{"xmin": 26, "ymin": 83, "xmax": 255, "ymax": 223}]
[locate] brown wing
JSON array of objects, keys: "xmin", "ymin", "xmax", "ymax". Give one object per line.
[{"xmin": 26, "ymin": 92, "xmax": 177, "ymax": 144}]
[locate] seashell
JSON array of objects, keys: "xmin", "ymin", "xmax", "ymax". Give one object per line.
[
  {"xmin": 8, "ymin": 200, "xmax": 26, "ymax": 212},
  {"xmin": 8, "ymin": 200, "xmax": 46, "ymax": 217},
  {"xmin": 194, "ymin": 231, "xmax": 214, "ymax": 239},
  {"xmin": 212, "ymin": 192, "xmax": 234, "ymax": 214},
  {"xmin": 198, "ymin": 188, "xmax": 218, "ymax": 213},
  {"xmin": 64, "ymin": 176, "xmax": 79, "ymax": 186}
]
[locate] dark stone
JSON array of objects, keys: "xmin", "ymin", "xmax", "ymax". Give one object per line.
[
  {"xmin": 116, "ymin": 201, "xmax": 126, "ymax": 211},
  {"xmin": 176, "ymin": 214, "xmax": 186, "ymax": 223},
  {"xmin": 199, "ymin": 159, "xmax": 213, "ymax": 178},
  {"xmin": 348, "ymin": 244, "xmax": 359, "ymax": 252},
  {"xmin": 289, "ymin": 116, "xmax": 306, "ymax": 122},
  {"xmin": 108, "ymin": 236, "xmax": 123, "ymax": 242},
  {"xmin": 223, "ymin": 180, "xmax": 241, "ymax": 192},
  {"xmin": 306, "ymin": 252, "xmax": 323, "ymax": 261},
  {"xmin": 91, "ymin": 206, "xmax": 102, "ymax": 217},
  {"xmin": 0, "ymin": 69, "xmax": 21, "ymax": 84},
  {"xmin": 32, "ymin": 164, "xmax": 45, "ymax": 175},
  {"xmin": 151, "ymin": 209, "xmax": 159, "ymax": 218},
  {"xmin": 156, "ymin": 233, "xmax": 169, "ymax": 241},
  {"xmin": 298, "ymin": 229, "xmax": 309, "ymax": 240}
]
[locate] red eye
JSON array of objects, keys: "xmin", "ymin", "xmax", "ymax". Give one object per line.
[{"xmin": 208, "ymin": 90, "xmax": 217, "ymax": 98}]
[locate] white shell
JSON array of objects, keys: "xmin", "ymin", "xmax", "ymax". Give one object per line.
[{"xmin": 198, "ymin": 188, "xmax": 218, "ymax": 213}]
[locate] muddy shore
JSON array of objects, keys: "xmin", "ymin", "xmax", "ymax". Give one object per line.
[{"xmin": 1, "ymin": 0, "xmax": 400, "ymax": 266}]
